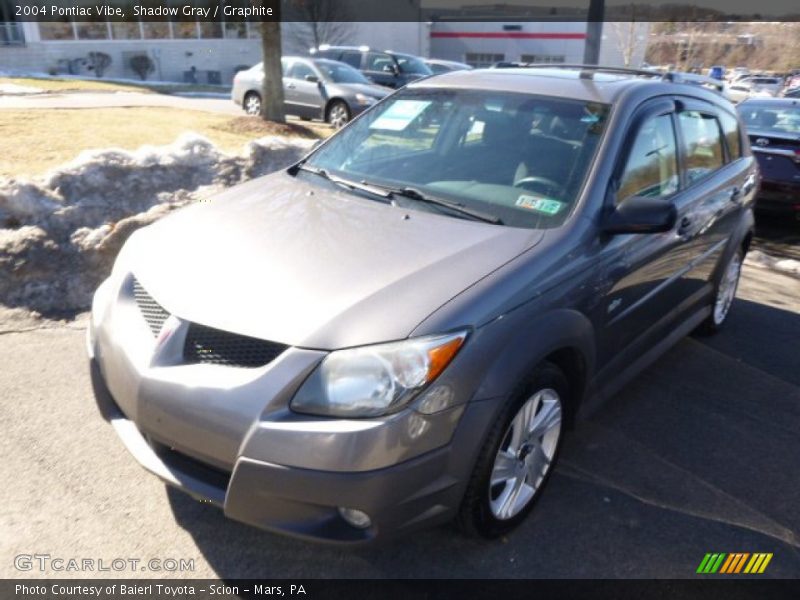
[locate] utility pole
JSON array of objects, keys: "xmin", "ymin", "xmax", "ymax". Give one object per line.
[{"xmin": 583, "ymin": 0, "xmax": 605, "ymax": 65}]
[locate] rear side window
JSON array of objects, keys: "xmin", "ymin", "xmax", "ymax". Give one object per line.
[
  {"xmin": 678, "ymin": 111, "xmax": 725, "ymax": 184},
  {"xmin": 617, "ymin": 114, "xmax": 679, "ymax": 202},
  {"xmin": 339, "ymin": 51, "xmax": 362, "ymax": 69},
  {"xmin": 718, "ymin": 111, "xmax": 742, "ymax": 160},
  {"xmin": 366, "ymin": 52, "xmax": 395, "ymax": 73}
]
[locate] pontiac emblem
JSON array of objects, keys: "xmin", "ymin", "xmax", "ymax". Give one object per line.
[{"xmin": 755, "ymin": 138, "xmax": 770, "ymax": 147}]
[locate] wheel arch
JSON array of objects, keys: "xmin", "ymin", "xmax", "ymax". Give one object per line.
[
  {"xmin": 473, "ymin": 308, "xmax": 596, "ymax": 428},
  {"xmin": 324, "ymin": 97, "xmax": 350, "ymax": 121}
]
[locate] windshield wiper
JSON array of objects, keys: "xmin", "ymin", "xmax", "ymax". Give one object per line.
[
  {"xmin": 296, "ymin": 164, "xmax": 392, "ymax": 199},
  {"xmin": 382, "ymin": 185, "xmax": 503, "ymax": 225}
]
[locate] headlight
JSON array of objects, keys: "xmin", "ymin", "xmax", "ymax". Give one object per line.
[
  {"xmin": 355, "ymin": 93, "xmax": 377, "ymax": 106},
  {"xmin": 291, "ymin": 331, "xmax": 467, "ymax": 418}
]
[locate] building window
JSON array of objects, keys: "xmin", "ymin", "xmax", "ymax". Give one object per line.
[
  {"xmin": 75, "ymin": 20, "xmax": 109, "ymax": 40},
  {"xmin": 173, "ymin": 20, "xmax": 199, "ymax": 39},
  {"xmin": 465, "ymin": 53, "xmax": 504, "ymax": 68},
  {"xmin": 39, "ymin": 20, "xmax": 76, "ymax": 41},
  {"xmin": 520, "ymin": 54, "xmax": 566, "ymax": 64},
  {"xmin": 224, "ymin": 22, "xmax": 247, "ymax": 39},
  {"xmin": 142, "ymin": 21, "xmax": 170, "ymax": 39},
  {"xmin": 111, "ymin": 22, "xmax": 141, "ymax": 40},
  {"xmin": 199, "ymin": 21, "xmax": 222, "ymax": 39},
  {"xmin": 1, "ymin": 0, "xmax": 25, "ymax": 45}
]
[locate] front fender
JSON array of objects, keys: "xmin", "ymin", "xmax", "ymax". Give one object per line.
[{"xmin": 473, "ymin": 308, "xmax": 596, "ymax": 415}]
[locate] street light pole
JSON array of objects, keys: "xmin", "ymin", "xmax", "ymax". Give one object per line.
[{"xmin": 583, "ymin": 0, "xmax": 605, "ymax": 65}]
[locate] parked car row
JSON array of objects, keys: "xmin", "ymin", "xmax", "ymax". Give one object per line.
[
  {"xmin": 232, "ymin": 56, "xmax": 392, "ymax": 127},
  {"xmin": 233, "ymin": 46, "xmax": 475, "ymax": 126}
]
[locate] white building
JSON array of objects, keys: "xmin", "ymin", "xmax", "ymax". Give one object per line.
[{"xmin": 0, "ymin": 18, "xmax": 647, "ymax": 85}]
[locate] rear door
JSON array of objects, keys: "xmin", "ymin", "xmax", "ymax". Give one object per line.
[{"xmin": 671, "ymin": 99, "xmax": 753, "ymax": 296}]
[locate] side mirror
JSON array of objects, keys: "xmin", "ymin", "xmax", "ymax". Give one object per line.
[
  {"xmin": 304, "ymin": 74, "xmax": 319, "ymax": 83},
  {"xmin": 601, "ymin": 196, "xmax": 677, "ymax": 235}
]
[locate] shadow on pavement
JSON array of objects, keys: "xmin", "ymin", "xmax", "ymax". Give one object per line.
[{"xmin": 698, "ymin": 298, "xmax": 800, "ymax": 387}]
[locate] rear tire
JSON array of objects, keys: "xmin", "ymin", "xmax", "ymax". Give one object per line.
[
  {"xmin": 243, "ymin": 92, "xmax": 261, "ymax": 116},
  {"xmin": 457, "ymin": 362, "xmax": 568, "ymax": 539},
  {"xmin": 697, "ymin": 247, "xmax": 743, "ymax": 336}
]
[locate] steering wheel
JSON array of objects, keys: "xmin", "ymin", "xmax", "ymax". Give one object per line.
[{"xmin": 513, "ymin": 176, "xmax": 566, "ymax": 199}]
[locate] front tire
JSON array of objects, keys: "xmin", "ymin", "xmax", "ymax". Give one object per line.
[
  {"xmin": 697, "ymin": 248, "xmax": 743, "ymax": 335},
  {"xmin": 458, "ymin": 362, "xmax": 568, "ymax": 538},
  {"xmin": 326, "ymin": 100, "xmax": 350, "ymax": 129}
]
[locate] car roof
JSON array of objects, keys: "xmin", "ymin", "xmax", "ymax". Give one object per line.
[
  {"xmin": 314, "ymin": 45, "xmax": 410, "ymax": 57},
  {"xmin": 408, "ymin": 67, "xmax": 726, "ymax": 106}
]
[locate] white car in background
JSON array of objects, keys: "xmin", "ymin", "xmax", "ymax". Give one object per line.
[{"xmin": 726, "ymin": 77, "xmax": 783, "ymax": 103}]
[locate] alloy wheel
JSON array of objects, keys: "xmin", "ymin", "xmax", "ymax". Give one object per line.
[
  {"xmin": 328, "ymin": 103, "xmax": 349, "ymax": 128},
  {"xmin": 244, "ymin": 94, "xmax": 261, "ymax": 116},
  {"xmin": 489, "ymin": 388, "xmax": 562, "ymax": 520},
  {"xmin": 713, "ymin": 252, "xmax": 742, "ymax": 325}
]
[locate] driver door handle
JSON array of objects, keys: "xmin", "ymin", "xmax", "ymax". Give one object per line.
[
  {"xmin": 730, "ymin": 187, "xmax": 741, "ymax": 202},
  {"xmin": 742, "ymin": 174, "xmax": 756, "ymax": 195}
]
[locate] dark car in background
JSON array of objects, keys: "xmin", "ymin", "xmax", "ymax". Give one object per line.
[
  {"xmin": 310, "ymin": 45, "xmax": 432, "ymax": 88},
  {"xmin": 738, "ymin": 98, "xmax": 800, "ymax": 218},
  {"xmin": 232, "ymin": 57, "xmax": 391, "ymax": 127}
]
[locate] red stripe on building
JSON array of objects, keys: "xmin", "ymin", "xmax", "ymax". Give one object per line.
[{"xmin": 430, "ymin": 32, "xmax": 587, "ymax": 40}]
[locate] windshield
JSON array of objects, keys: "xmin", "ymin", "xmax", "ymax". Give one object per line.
[
  {"xmin": 395, "ymin": 54, "xmax": 432, "ymax": 76},
  {"xmin": 740, "ymin": 104, "xmax": 800, "ymax": 135},
  {"xmin": 305, "ymin": 89, "xmax": 609, "ymax": 228},
  {"xmin": 316, "ymin": 60, "xmax": 370, "ymax": 84}
]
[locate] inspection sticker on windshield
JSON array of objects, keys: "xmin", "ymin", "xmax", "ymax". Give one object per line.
[
  {"xmin": 516, "ymin": 195, "xmax": 565, "ymax": 215},
  {"xmin": 370, "ymin": 100, "xmax": 431, "ymax": 131}
]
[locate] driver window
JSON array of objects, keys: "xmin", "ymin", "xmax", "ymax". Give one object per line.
[{"xmin": 617, "ymin": 113, "xmax": 679, "ymax": 203}]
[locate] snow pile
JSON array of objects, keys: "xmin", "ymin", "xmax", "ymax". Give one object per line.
[{"xmin": 0, "ymin": 134, "xmax": 312, "ymax": 313}]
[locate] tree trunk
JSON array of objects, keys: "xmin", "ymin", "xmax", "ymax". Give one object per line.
[{"xmin": 260, "ymin": 21, "xmax": 286, "ymax": 123}]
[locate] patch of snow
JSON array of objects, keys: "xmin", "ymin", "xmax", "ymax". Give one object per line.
[
  {"xmin": 0, "ymin": 134, "xmax": 312, "ymax": 313},
  {"xmin": 0, "ymin": 83, "xmax": 43, "ymax": 95}
]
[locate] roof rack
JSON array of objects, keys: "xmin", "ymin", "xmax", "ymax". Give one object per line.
[
  {"xmin": 494, "ymin": 63, "xmax": 726, "ymax": 94},
  {"xmin": 662, "ymin": 71, "xmax": 725, "ymax": 93},
  {"xmin": 496, "ymin": 63, "xmax": 662, "ymax": 79}
]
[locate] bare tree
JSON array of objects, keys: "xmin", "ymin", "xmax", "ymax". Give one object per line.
[
  {"xmin": 260, "ymin": 20, "xmax": 286, "ymax": 123},
  {"xmin": 284, "ymin": 0, "xmax": 355, "ymax": 52},
  {"xmin": 609, "ymin": 21, "xmax": 642, "ymax": 68}
]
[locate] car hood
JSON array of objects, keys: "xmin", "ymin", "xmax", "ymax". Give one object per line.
[{"xmin": 122, "ymin": 172, "xmax": 544, "ymax": 349}]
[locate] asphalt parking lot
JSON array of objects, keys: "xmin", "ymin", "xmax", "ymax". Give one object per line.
[{"xmin": 2, "ymin": 225, "xmax": 799, "ymax": 579}]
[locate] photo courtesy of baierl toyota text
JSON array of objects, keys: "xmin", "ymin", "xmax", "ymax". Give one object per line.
[{"xmin": 1, "ymin": 0, "xmax": 799, "ymax": 599}]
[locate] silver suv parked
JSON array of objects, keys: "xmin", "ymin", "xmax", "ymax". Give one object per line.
[{"xmin": 89, "ymin": 66, "xmax": 757, "ymax": 543}]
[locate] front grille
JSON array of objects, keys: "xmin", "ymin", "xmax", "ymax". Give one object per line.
[
  {"xmin": 183, "ymin": 323, "xmax": 288, "ymax": 368},
  {"xmin": 132, "ymin": 277, "xmax": 170, "ymax": 336}
]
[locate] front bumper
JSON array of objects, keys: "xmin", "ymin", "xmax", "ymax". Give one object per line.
[{"xmin": 88, "ymin": 274, "xmax": 472, "ymax": 542}]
